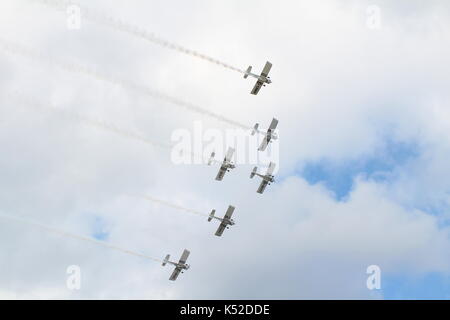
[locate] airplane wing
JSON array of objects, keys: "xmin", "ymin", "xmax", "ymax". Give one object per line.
[
  {"xmin": 251, "ymin": 80, "xmax": 264, "ymax": 95},
  {"xmin": 224, "ymin": 205, "xmax": 235, "ymax": 220},
  {"xmin": 169, "ymin": 267, "xmax": 181, "ymax": 281},
  {"xmin": 215, "ymin": 165, "xmax": 227, "ymax": 181},
  {"xmin": 257, "ymin": 180, "xmax": 269, "ymax": 194},
  {"xmin": 258, "ymin": 136, "xmax": 270, "ymax": 151},
  {"xmin": 268, "ymin": 118, "xmax": 278, "ymax": 130},
  {"xmin": 215, "ymin": 222, "xmax": 227, "ymax": 237},
  {"xmin": 266, "ymin": 162, "xmax": 276, "ymax": 176},
  {"xmin": 261, "ymin": 61, "xmax": 272, "ymax": 77},
  {"xmin": 225, "ymin": 147, "xmax": 235, "ymax": 162},
  {"xmin": 178, "ymin": 249, "xmax": 190, "ymax": 264}
]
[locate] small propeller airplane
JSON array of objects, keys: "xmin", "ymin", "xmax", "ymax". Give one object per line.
[
  {"xmin": 244, "ymin": 61, "xmax": 272, "ymax": 95},
  {"xmin": 250, "ymin": 162, "xmax": 276, "ymax": 194},
  {"xmin": 208, "ymin": 205, "xmax": 236, "ymax": 237},
  {"xmin": 208, "ymin": 147, "xmax": 236, "ymax": 181},
  {"xmin": 162, "ymin": 249, "xmax": 190, "ymax": 281},
  {"xmin": 251, "ymin": 118, "xmax": 279, "ymax": 151}
]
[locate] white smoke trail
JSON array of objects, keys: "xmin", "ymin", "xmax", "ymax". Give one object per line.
[
  {"xmin": 0, "ymin": 211, "xmax": 162, "ymax": 262},
  {"xmin": 6, "ymin": 92, "xmax": 215, "ymax": 164},
  {"xmin": 0, "ymin": 37, "xmax": 251, "ymax": 130},
  {"xmin": 130, "ymin": 194, "xmax": 209, "ymax": 218},
  {"xmin": 30, "ymin": 0, "xmax": 245, "ymax": 74},
  {"xmin": 7, "ymin": 92, "xmax": 172, "ymax": 150}
]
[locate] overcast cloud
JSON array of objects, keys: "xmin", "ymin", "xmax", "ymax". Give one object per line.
[{"xmin": 0, "ymin": 0, "xmax": 449, "ymax": 299}]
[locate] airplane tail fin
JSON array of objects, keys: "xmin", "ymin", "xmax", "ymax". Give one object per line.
[
  {"xmin": 207, "ymin": 152, "xmax": 215, "ymax": 165},
  {"xmin": 251, "ymin": 123, "xmax": 259, "ymax": 135},
  {"xmin": 208, "ymin": 209, "xmax": 216, "ymax": 222},
  {"xmin": 244, "ymin": 66, "xmax": 252, "ymax": 79},
  {"xmin": 162, "ymin": 254, "xmax": 170, "ymax": 266},
  {"xmin": 250, "ymin": 167, "xmax": 258, "ymax": 178}
]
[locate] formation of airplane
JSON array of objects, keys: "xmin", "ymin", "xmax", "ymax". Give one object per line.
[
  {"xmin": 208, "ymin": 205, "xmax": 235, "ymax": 237},
  {"xmin": 162, "ymin": 249, "xmax": 191, "ymax": 281},
  {"xmin": 208, "ymin": 147, "xmax": 236, "ymax": 181},
  {"xmin": 162, "ymin": 62, "xmax": 277, "ymax": 280},
  {"xmin": 250, "ymin": 162, "xmax": 276, "ymax": 194},
  {"xmin": 252, "ymin": 117, "xmax": 279, "ymax": 151},
  {"xmin": 244, "ymin": 61, "xmax": 272, "ymax": 95}
]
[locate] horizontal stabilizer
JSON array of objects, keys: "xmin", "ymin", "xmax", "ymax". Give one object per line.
[
  {"xmin": 208, "ymin": 209, "xmax": 216, "ymax": 222},
  {"xmin": 208, "ymin": 152, "xmax": 215, "ymax": 166},
  {"xmin": 162, "ymin": 254, "xmax": 170, "ymax": 266},
  {"xmin": 244, "ymin": 66, "xmax": 252, "ymax": 79},
  {"xmin": 250, "ymin": 167, "xmax": 258, "ymax": 178},
  {"xmin": 251, "ymin": 123, "xmax": 259, "ymax": 135}
]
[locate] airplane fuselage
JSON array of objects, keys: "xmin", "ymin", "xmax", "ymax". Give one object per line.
[
  {"xmin": 224, "ymin": 218, "xmax": 235, "ymax": 226},
  {"xmin": 267, "ymin": 129, "xmax": 278, "ymax": 140},
  {"xmin": 255, "ymin": 173, "xmax": 275, "ymax": 183},
  {"xmin": 168, "ymin": 261, "xmax": 190, "ymax": 270},
  {"xmin": 248, "ymin": 72, "xmax": 272, "ymax": 84},
  {"xmin": 213, "ymin": 216, "xmax": 235, "ymax": 226},
  {"xmin": 253, "ymin": 128, "xmax": 277, "ymax": 140},
  {"xmin": 224, "ymin": 162, "xmax": 235, "ymax": 170}
]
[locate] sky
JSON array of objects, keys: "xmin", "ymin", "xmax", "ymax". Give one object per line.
[{"xmin": 0, "ymin": 0, "xmax": 449, "ymax": 299}]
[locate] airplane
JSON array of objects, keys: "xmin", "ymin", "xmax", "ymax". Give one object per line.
[
  {"xmin": 208, "ymin": 147, "xmax": 236, "ymax": 181},
  {"xmin": 162, "ymin": 249, "xmax": 190, "ymax": 281},
  {"xmin": 250, "ymin": 162, "xmax": 276, "ymax": 194},
  {"xmin": 244, "ymin": 61, "xmax": 272, "ymax": 95},
  {"xmin": 208, "ymin": 205, "xmax": 236, "ymax": 237},
  {"xmin": 251, "ymin": 117, "xmax": 279, "ymax": 151}
]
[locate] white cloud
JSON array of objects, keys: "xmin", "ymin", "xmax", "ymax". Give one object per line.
[{"xmin": 0, "ymin": 0, "xmax": 449, "ymax": 299}]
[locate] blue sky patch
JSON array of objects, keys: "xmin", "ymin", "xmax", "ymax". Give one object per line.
[
  {"xmin": 299, "ymin": 139, "xmax": 420, "ymax": 201},
  {"xmin": 382, "ymin": 272, "xmax": 450, "ymax": 299},
  {"xmin": 90, "ymin": 216, "xmax": 110, "ymax": 241}
]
